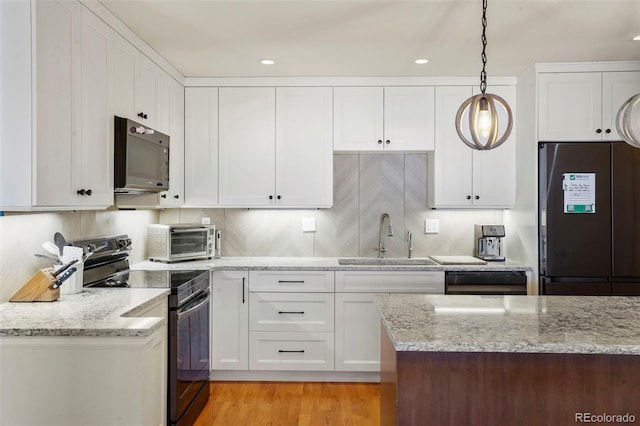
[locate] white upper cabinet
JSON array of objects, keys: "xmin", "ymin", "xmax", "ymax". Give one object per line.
[
  {"xmin": 218, "ymin": 87, "xmax": 276, "ymax": 206},
  {"xmin": 113, "ymin": 34, "xmax": 163, "ymax": 132},
  {"xmin": 77, "ymin": 6, "xmax": 114, "ymax": 207},
  {"xmin": 538, "ymin": 71, "xmax": 640, "ymax": 141},
  {"xmin": 30, "ymin": 0, "xmax": 113, "ymax": 208},
  {"xmin": 275, "ymin": 87, "xmax": 333, "ymax": 207},
  {"xmin": 218, "ymin": 87, "xmax": 333, "ymax": 207},
  {"xmin": 430, "ymin": 85, "xmax": 516, "ymax": 208},
  {"xmin": 334, "ymin": 87, "xmax": 383, "ymax": 151},
  {"xmin": 32, "ymin": 0, "xmax": 81, "ymax": 207},
  {"xmin": 158, "ymin": 75, "xmax": 184, "ymax": 206},
  {"xmin": 333, "ymin": 86, "xmax": 435, "ymax": 151},
  {"xmin": 184, "ymin": 87, "xmax": 219, "ymax": 206},
  {"xmin": 602, "ymin": 71, "xmax": 640, "ymax": 141}
]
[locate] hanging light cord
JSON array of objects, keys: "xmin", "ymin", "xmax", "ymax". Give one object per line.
[{"xmin": 480, "ymin": 0, "xmax": 488, "ymax": 95}]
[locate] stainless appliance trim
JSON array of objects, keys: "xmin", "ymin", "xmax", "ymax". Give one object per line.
[{"xmin": 177, "ymin": 290, "xmax": 210, "ymax": 319}]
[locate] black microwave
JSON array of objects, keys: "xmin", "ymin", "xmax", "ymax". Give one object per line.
[{"xmin": 114, "ymin": 116, "xmax": 170, "ymax": 193}]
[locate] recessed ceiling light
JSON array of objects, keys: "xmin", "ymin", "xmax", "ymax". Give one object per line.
[
  {"xmin": 633, "ymin": 35, "xmax": 640, "ymax": 41},
  {"xmin": 414, "ymin": 58, "xmax": 429, "ymax": 65},
  {"xmin": 260, "ymin": 59, "xmax": 275, "ymax": 65}
]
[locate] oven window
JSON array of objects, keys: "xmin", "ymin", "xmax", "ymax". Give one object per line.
[
  {"xmin": 176, "ymin": 293, "xmax": 210, "ymax": 419},
  {"xmin": 170, "ymin": 231, "xmax": 208, "ymax": 256},
  {"xmin": 127, "ymin": 136, "xmax": 167, "ymax": 181}
]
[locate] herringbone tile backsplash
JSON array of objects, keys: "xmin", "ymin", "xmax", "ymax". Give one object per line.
[{"xmin": 160, "ymin": 153, "xmax": 504, "ymax": 257}]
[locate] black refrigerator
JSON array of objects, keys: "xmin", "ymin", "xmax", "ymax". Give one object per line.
[{"xmin": 539, "ymin": 141, "xmax": 640, "ymax": 295}]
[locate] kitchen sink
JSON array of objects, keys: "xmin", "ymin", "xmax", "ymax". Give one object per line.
[{"xmin": 337, "ymin": 257, "xmax": 437, "ymax": 266}]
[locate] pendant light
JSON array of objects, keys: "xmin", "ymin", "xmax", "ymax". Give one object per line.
[
  {"xmin": 455, "ymin": 0, "xmax": 513, "ymax": 150},
  {"xmin": 616, "ymin": 93, "xmax": 640, "ymax": 148}
]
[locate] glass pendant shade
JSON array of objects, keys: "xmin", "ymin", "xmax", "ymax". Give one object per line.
[
  {"xmin": 455, "ymin": 93, "xmax": 513, "ymax": 150},
  {"xmin": 617, "ymin": 93, "xmax": 640, "ymax": 148}
]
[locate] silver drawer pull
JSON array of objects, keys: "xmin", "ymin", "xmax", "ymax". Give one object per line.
[
  {"xmin": 278, "ymin": 350, "xmax": 305, "ymax": 353},
  {"xmin": 278, "ymin": 280, "xmax": 305, "ymax": 284},
  {"xmin": 278, "ymin": 311, "xmax": 305, "ymax": 314}
]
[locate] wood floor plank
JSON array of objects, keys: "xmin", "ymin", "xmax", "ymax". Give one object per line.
[{"xmin": 194, "ymin": 381, "xmax": 380, "ymax": 426}]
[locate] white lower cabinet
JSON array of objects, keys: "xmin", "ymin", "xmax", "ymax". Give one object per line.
[
  {"xmin": 0, "ymin": 298, "xmax": 167, "ymax": 426},
  {"xmin": 248, "ymin": 270, "xmax": 335, "ymax": 292},
  {"xmin": 247, "ymin": 271, "xmax": 335, "ymax": 372},
  {"xmin": 334, "ymin": 270, "xmax": 445, "ymax": 372},
  {"xmin": 249, "ymin": 331, "xmax": 335, "ymax": 371},
  {"xmin": 211, "ymin": 270, "xmax": 249, "ymax": 371},
  {"xmin": 212, "ymin": 269, "xmax": 445, "ymax": 376},
  {"xmin": 249, "ymin": 292, "xmax": 334, "ymax": 332},
  {"xmin": 335, "ymin": 293, "xmax": 381, "ymax": 372}
]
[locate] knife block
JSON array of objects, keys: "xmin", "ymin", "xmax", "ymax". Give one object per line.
[{"xmin": 10, "ymin": 268, "xmax": 60, "ymax": 302}]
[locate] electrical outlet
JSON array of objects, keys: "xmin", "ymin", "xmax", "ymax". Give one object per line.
[
  {"xmin": 302, "ymin": 217, "xmax": 316, "ymax": 232},
  {"xmin": 201, "ymin": 217, "xmax": 211, "ymax": 225},
  {"xmin": 425, "ymin": 219, "xmax": 439, "ymax": 234}
]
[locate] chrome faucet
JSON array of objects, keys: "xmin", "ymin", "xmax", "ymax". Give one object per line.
[
  {"xmin": 378, "ymin": 213, "xmax": 394, "ymax": 258},
  {"xmin": 407, "ymin": 230, "xmax": 413, "ymax": 258}
]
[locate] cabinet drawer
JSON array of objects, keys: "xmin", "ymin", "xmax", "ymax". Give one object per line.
[
  {"xmin": 249, "ymin": 331, "xmax": 334, "ymax": 371},
  {"xmin": 249, "ymin": 293, "xmax": 334, "ymax": 332},
  {"xmin": 249, "ymin": 270, "xmax": 334, "ymax": 292},
  {"xmin": 335, "ymin": 270, "xmax": 444, "ymax": 293}
]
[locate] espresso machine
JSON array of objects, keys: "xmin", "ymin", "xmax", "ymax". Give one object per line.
[{"xmin": 474, "ymin": 225, "xmax": 506, "ymax": 261}]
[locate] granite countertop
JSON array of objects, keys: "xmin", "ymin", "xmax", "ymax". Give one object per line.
[
  {"xmin": 0, "ymin": 257, "xmax": 530, "ymax": 339},
  {"xmin": 132, "ymin": 256, "xmax": 531, "ymax": 272},
  {"xmin": 375, "ymin": 294, "xmax": 640, "ymax": 355},
  {"xmin": 0, "ymin": 288, "xmax": 169, "ymax": 338}
]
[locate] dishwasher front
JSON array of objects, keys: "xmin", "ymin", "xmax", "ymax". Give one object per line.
[{"xmin": 445, "ymin": 271, "xmax": 527, "ymax": 295}]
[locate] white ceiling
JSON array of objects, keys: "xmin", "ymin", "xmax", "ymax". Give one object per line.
[{"xmin": 100, "ymin": 0, "xmax": 640, "ymax": 78}]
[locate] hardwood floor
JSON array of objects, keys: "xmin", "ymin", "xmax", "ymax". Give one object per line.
[{"xmin": 194, "ymin": 381, "xmax": 381, "ymax": 426}]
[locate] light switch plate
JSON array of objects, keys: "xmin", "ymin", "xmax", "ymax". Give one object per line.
[
  {"xmin": 302, "ymin": 217, "xmax": 316, "ymax": 232},
  {"xmin": 425, "ymin": 219, "xmax": 439, "ymax": 234},
  {"xmin": 201, "ymin": 217, "xmax": 211, "ymax": 225}
]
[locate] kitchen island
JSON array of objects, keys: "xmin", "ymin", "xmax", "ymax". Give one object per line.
[{"xmin": 376, "ymin": 294, "xmax": 640, "ymax": 426}]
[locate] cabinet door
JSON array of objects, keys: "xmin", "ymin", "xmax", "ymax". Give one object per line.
[
  {"xmin": 218, "ymin": 87, "xmax": 276, "ymax": 206},
  {"xmin": 184, "ymin": 87, "xmax": 218, "ymax": 206},
  {"xmin": 159, "ymin": 76, "xmax": 184, "ymax": 206},
  {"xmin": 79, "ymin": 7, "xmax": 113, "ymax": 207},
  {"xmin": 211, "ymin": 270, "xmax": 249, "ymax": 370},
  {"xmin": 383, "ymin": 86, "xmax": 435, "ymax": 151},
  {"xmin": 113, "ymin": 34, "xmax": 138, "ymax": 122},
  {"xmin": 275, "ymin": 87, "xmax": 333, "ymax": 207},
  {"xmin": 334, "ymin": 87, "xmax": 383, "ymax": 151},
  {"xmin": 157, "ymin": 73, "xmax": 172, "ymax": 135},
  {"xmin": 334, "ymin": 293, "xmax": 381, "ymax": 372},
  {"xmin": 602, "ymin": 71, "xmax": 640, "ymax": 141},
  {"xmin": 137, "ymin": 55, "xmax": 161, "ymax": 129},
  {"xmin": 538, "ymin": 72, "xmax": 602, "ymax": 141},
  {"xmin": 34, "ymin": 0, "xmax": 81, "ymax": 206},
  {"xmin": 471, "ymin": 85, "xmax": 516, "ymax": 207},
  {"xmin": 431, "ymin": 86, "xmax": 473, "ymax": 207}
]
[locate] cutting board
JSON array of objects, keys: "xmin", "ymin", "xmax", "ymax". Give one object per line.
[{"xmin": 428, "ymin": 255, "xmax": 487, "ymax": 265}]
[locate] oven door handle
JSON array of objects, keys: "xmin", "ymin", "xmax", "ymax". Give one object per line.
[
  {"xmin": 177, "ymin": 289, "xmax": 210, "ymax": 319},
  {"xmin": 171, "ymin": 228, "xmax": 209, "ymax": 233}
]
